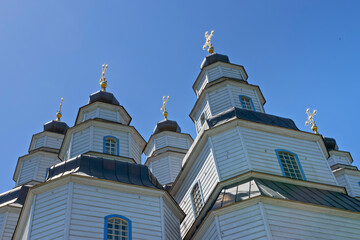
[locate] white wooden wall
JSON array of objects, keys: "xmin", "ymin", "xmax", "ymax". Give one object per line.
[
  {"xmin": 334, "ymin": 170, "xmax": 360, "ymax": 197},
  {"xmin": 148, "ymin": 153, "xmax": 184, "ymax": 185},
  {"xmin": 195, "ymin": 218, "xmax": 219, "ymax": 240},
  {"xmin": 175, "ymin": 143, "xmax": 219, "ymax": 238},
  {"xmin": 239, "ymin": 127, "xmax": 337, "ymax": 185},
  {"xmin": 146, "ymin": 133, "xmax": 191, "ymax": 158},
  {"xmin": 328, "ymin": 153, "xmax": 352, "ymax": 166},
  {"xmin": 70, "ymin": 127, "xmax": 91, "ymax": 158},
  {"xmin": 16, "ymin": 154, "xmax": 60, "ymax": 186},
  {"xmin": 195, "ymin": 63, "xmax": 246, "ymax": 96},
  {"xmin": 30, "ymin": 134, "xmax": 63, "ymax": 151},
  {"xmin": 83, "ymin": 107, "xmax": 125, "ymax": 124},
  {"xmin": 263, "ymin": 203, "xmax": 360, "ymax": 239},
  {"xmin": 194, "ymin": 99, "xmax": 211, "ymax": 133},
  {"xmin": 0, "ymin": 211, "xmax": 20, "ymax": 240},
  {"xmin": 92, "ymin": 127, "xmax": 130, "ymax": 158},
  {"xmin": 19, "ymin": 182, "xmax": 181, "ymax": 240}
]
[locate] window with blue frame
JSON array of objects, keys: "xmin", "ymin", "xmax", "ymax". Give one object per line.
[
  {"xmin": 190, "ymin": 181, "xmax": 204, "ymax": 218},
  {"xmin": 104, "ymin": 215, "xmax": 131, "ymax": 240},
  {"xmin": 103, "ymin": 136, "xmax": 119, "ymax": 155},
  {"xmin": 239, "ymin": 95, "xmax": 255, "ymax": 111},
  {"xmin": 276, "ymin": 150, "xmax": 305, "ymax": 180}
]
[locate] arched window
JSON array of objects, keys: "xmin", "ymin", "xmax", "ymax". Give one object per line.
[
  {"xmin": 190, "ymin": 181, "xmax": 204, "ymax": 218},
  {"xmin": 275, "ymin": 150, "xmax": 306, "ymax": 180},
  {"xmin": 239, "ymin": 95, "xmax": 255, "ymax": 111},
  {"xmin": 103, "ymin": 136, "xmax": 119, "ymax": 155},
  {"xmin": 104, "ymin": 215, "xmax": 131, "ymax": 240}
]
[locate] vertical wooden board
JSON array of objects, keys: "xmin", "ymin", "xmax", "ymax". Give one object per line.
[
  {"xmin": 240, "ymin": 127, "xmax": 337, "ymax": 185},
  {"xmin": 263, "ymin": 203, "xmax": 360, "ymax": 239},
  {"xmin": 69, "ymin": 183, "xmax": 163, "ymax": 240},
  {"xmin": 194, "ymin": 99, "xmax": 210, "ymax": 134},
  {"xmin": 131, "ymin": 136, "xmax": 142, "ymax": 164},
  {"xmin": 217, "ymin": 204, "xmax": 267, "ymax": 239},
  {"xmin": 211, "ymin": 127, "xmax": 249, "ymax": 181},
  {"xmin": 0, "ymin": 212, "xmax": 5, "ymax": 239}
]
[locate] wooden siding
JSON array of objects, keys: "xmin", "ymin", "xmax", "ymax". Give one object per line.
[
  {"xmin": 70, "ymin": 128, "xmax": 91, "ymax": 158},
  {"xmin": 170, "ymin": 155, "xmax": 183, "ymax": 181},
  {"xmin": 131, "ymin": 135, "xmax": 142, "ymax": 164},
  {"xmin": 92, "ymin": 127, "xmax": 130, "ymax": 158},
  {"xmin": 208, "ymin": 86, "xmax": 233, "ymax": 116},
  {"xmin": 194, "ymin": 99, "xmax": 211, "ymax": 134},
  {"xmin": 240, "ymin": 127, "xmax": 337, "ymax": 185},
  {"xmin": 218, "ymin": 204, "xmax": 268, "ymax": 240},
  {"xmin": 0, "ymin": 211, "xmax": 20, "ymax": 240},
  {"xmin": 211, "ymin": 127, "xmax": 249, "ymax": 181},
  {"xmin": 163, "ymin": 200, "xmax": 181, "ymax": 240},
  {"xmin": 176, "ymin": 143, "xmax": 219, "ymax": 238},
  {"xmin": 195, "ymin": 218, "xmax": 219, "ymax": 240},
  {"xmin": 149, "ymin": 158, "xmax": 172, "ymax": 185},
  {"xmin": 346, "ymin": 174, "xmax": 360, "ymax": 197},
  {"xmin": 83, "ymin": 107, "xmax": 126, "ymax": 124},
  {"xmin": 69, "ymin": 183, "xmax": 163, "ymax": 240},
  {"xmin": 32, "ymin": 135, "xmax": 63, "ymax": 151},
  {"xmin": 146, "ymin": 133, "xmax": 191, "ymax": 157},
  {"xmin": 263, "ymin": 203, "xmax": 360, "ymax": 239},
  {"xmin": 229, "ymin": 84, "xmax": 263, "ymax": 112},
  {"xmin": 29, "ymin": 184, "xmax": 68, "ymax": 239},
  {"xmin": 328, "ymin": 154, "xmax": 351, "ymax": 167},
  {"xmin": 17, "ymin": 154, "xmax": 60, "ymax": 186},
  {"xmin": 335, "ymin": 170, "xmax": 360, "ymax": 197}
]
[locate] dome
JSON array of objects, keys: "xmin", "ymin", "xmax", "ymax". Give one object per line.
[
  {"xmin": 153, "ymin": 119, "xmax": 181, "ymax": 134},
  {"xmin": 323, "ymin": 137, "xmax": 339, "ymax": 151},
  {"xmin": 89, "ymin": 91, "xmax": 120, "ymax": 106},
  {"xmin": 43, "ymin": 120, "xmax": 69, "ymax": 134},
  {"xmin": 200, "ymin": 53, "xmax": 230, "ymax": 69}
]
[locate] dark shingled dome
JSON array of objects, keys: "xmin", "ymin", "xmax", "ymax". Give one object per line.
[
  {"xmin": 47, "ymin": 155, "xmax": 164, "ymax": 190},
  {"xmin": 153, "ymin": 119, "xmax": 181, "ymax": 134},
  {"xmin": 43, "ymin": 120, "xmax": 69, "ymax": 134},
  {"xmin": 323, "ymin": 137, "xmax": 339, "ymax": 151},
  {"xmin": 89, "ymin": 91, "xmax": 120, "ymax": 106},
  {"xmin": 200, "ymin": 53, "xmax": 230, "ymax": 69}
]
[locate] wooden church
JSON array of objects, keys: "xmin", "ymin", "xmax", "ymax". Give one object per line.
[{"xmin": 1, "ymin": 32, "xmax": 360, "ymax": 239}]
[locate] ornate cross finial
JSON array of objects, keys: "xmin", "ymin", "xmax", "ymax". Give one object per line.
[
  {"xmin": 56, "ymin": 98, "xmax": 63, "ymax": 121},
  {"xmin": 305, "ymin": 108, "xmax": 319, "ymax": 134},
  {"xmin": 203, "ymin": 30, "xmax": 215, "ymax": 54},
  {"xmin": 160, "ymin": 96, "xmax": 169, "ymax": 120},
  {"xmin": 100, "ymin": 64, "xmax": 108, "ymax": 91}
]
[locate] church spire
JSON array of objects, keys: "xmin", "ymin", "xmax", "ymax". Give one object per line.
[
  {"xmin": 99, "ymin": 64, "xmax": 108, "ymax": 91},
  {"xmin": 56, "ymin": 98, "xmax": 63, "ymax": 121},
  {"xmin": 203, "ymin": 30, "xmax": 215, "ymax": 54}
]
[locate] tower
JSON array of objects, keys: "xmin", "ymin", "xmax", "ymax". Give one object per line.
[{"xmin": 170, "ymin": 33, "xmax": 360, "ymax": 239}]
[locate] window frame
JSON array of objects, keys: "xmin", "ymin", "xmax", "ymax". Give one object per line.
[
  {"xmin": 103, "ymin": 136, "xmax": 119, "ymax": 156},
  {"xmin": 190, "ymin": 180, "xmax": 205, "ymax": 219},
  {"xmin": 239, "ymin": 95, "xmax": 255, "ymax": 111},
  {"xmin": 104, "ymin": 214, "xmax": 132, "ymax": 240},
  {"xmin": 275, "ymin": 149, "xmax": 306, "ymax": 181}
]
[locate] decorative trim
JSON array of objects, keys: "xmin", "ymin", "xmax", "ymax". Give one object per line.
[
  {"xmin": 259, "ymin": 201, "xmax": 273, "ymax": 240},
  {"xmin": 214, "ymin": 215, "xmax": 222, "ymax": 239},
  {"xmin": 190, "ymin": 180, "xmax": 205, "ymax": 219},
  {"xmin": 27, "ymin": 194, "xmax": 37, "ymax": 240},
  {"xmin": 275, "ymin": 149, "xmax": 306, "ymax": 181},
  {"xmin": 239, "ymin": 95, "xmax": 255, "ymax": 111},
  {"xmin": 63, "ymin": 182, "xmax": 74, "ymax": 239},
  {"xmin": 103, "ymin": 136, "xmax": 119, "ymax": 156},
  {"xmin": 236, "ymin": 126, "xmax": 252, "ymax": 171},
  {"xmin": 208, "ymin": 136, "xmax": 222, "ymax": 180},
  {"xmin": 104, "ymin": 214, "xmax": 132, "ymax": 240},
  {"xmin": 160, "ymin": 197, "xmax": 165, "ymax": 240}
]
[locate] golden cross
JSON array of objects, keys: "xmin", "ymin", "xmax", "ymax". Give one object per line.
[
  {"xmin": 305, "ymin": 108, "xmax": 319, "ymax": 134},
  {"xmin": 160, "ymin": 96, "xmax": 169, "ymax": 120},
  {"xmin": 56, "ymin": 98, "xmax": 63, "ymax": 121},
  {"xmin": 203, "ymin": 30, "xmax": 215, "ymax": 54},
  {"xmin": 100, "ymin": 64, "xmax": 108, "ymax": 91}
]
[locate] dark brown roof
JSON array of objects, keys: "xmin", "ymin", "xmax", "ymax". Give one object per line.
[
  {"xmin": 212, "ymin": 178, "xmax": 360, "ymax": 212},
  {"xmin": 200, "ymin": 53, "xmax": 230, "ymax": 69},
  {"xmin": 47, "ymin": 155, "xmax": 163, "ymax": 189},
  {"xmin": 89, "ymin": 91, "xmax": 120, "ymax": 106},
  {"xmin": 207, "ymin": 107, "xmax": 299, "ymax": 131},
  {"xmin": 153, "ymin": 119, "xmax": 181, "ymax": 134},
  {"xmin": 43, "ymin": 120, "xmax": 69, "ymax": 134},
  {"xmin": 0, "ymin": 185, "xmax": 30, "ymax": 207}
]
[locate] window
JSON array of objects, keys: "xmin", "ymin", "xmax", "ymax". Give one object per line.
[
  {"xmin": 200, "ymin": 113, "xmax": 206, "ymax": 126},
  {"xmin": 103, "ymin": 136, "xmax": 119, "ymax": 155},
  {"xmin": 275, "ymin": 150, "xmax": 306, "ymax": 180},
  {"xmin": 190, "ymin": 181, "xmax": 204, "ymax": 218},
  {"xmin": 239, "ymin": 95, "xmax": 255, "ymax": 111},
  {"xmin": 104, "ymin": 215, "xmax": 131, "ymax": 240}
]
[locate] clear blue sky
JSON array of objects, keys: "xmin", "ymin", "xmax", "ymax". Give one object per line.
[{"xmin": 0, "ymin": 1, "xmax": 359, "ymax": 193}]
